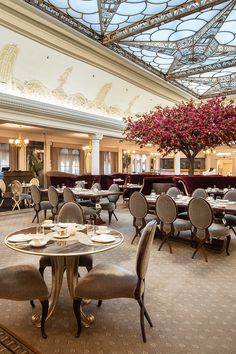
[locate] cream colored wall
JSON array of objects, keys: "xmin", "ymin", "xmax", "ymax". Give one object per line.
[
  {"xmin": 0, "ymin": 25, "xmax": 175, "ymax": 121},
  {"xmin": 205, "ymin": 145, "xmax": 236, "ymax": 176}
]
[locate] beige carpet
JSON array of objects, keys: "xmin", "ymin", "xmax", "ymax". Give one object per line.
[{"xmin": 0, "ymin": 205, "xmax": 236, "ymax": 354}]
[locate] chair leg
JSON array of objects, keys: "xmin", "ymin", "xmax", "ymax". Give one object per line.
[
  {"xmin": 230, "ymin": 225, "xmax": 236, "ymax": 236},
  {"xmin": 113, "ymin": 211, "xmax": 118, "ymax": 221},
  {"xmin": 73, "ymin": 299, "xmax": 82, "ymax": 338},
  {"xmin": 158, "ymin": 233, "xmax": 172, "ymax": 254},
  {"xmin": 139, "ymin": 294, "xmax": 146, "ymax": 343},
  {"xmin": 226, "ymin": 235, "xmax": 231, "ymax": 256},
  {"xmin": 192, "ymin": 239, "xmax": 207, "ymax": 262},
  {"xmin": 108, "ymin": 211, "xmax": 112, "ymax": 224},
  {"xmin": 44, "ymin": 210, "xmax": 47, "ymax": 219},
  {"xmin": 137, "ymin": 300, "xmax": 153, "ymax": 327},
  {"xmin": 32, "ymin": 212, "xmax": 37, "ymax": 223},
  {"xmin": 40, "ymin": 299, "xmax": 49, "ymax": 339},
  {"xmin": 97, "ymin": 300, "xmax": 102, "ymax": 307},
  {"xmin": 39, "ymin": 267, "xmax": 45, "ymax": 277},
  {"xmin": 131, "ymin": 226, "xmax": 141, "ymax": 244},
  {"xmin": 32, "ymin": 210, "xmax": 40, "ymax": 223}
]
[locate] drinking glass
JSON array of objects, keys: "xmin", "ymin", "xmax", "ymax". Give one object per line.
[
  {"xmin": 36, "ymin": 223, "xmax": 44, "ymax": 240},
  {"xmin": 86, "ymin": 221, "xmax": 95, "ymax": 236}
]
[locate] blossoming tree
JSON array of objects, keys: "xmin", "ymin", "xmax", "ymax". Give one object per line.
[{"xmin": 123, "ymin": 97, "xmax": 236, "ymax": 175}]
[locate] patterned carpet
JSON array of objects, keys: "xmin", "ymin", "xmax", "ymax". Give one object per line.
[
  {"xmin": 0, "ymin": 205, "xmax": 236, "ymax": 354},
  {"xmin": 0, "ymin": 324, "xmax": 40, "ymax": 353}
]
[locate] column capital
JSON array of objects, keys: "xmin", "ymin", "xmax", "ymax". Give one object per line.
[{"xmin": 91, "ymin": 133, "xmax": 103, "ymax": 141}]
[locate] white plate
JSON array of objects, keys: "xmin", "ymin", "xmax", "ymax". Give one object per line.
[
  {"xmin": 96, "ymin": 227, "xmax": 109, "ymax": 234},
  {"xmin": 29, "ymin": 240, "xmax": 47, "ymax": 248},
  {"xmin": 57, "ymin": 223, "xmax": 77, "ymax": 228},
  {"xmin": 53, "ymin": 233, "xmax": 70, "ymax": 239},
  {"xmin": 76, "ymin": 224, "xmax": 86, "ymax": 231},
  {"xmin": 8, "ymin": 234, "xmax": 32, "ymax": 243},
  {"xmin": 42, "ymin": 222, "xmax": 55, "ymax": 228},
  {"xmin": 91, "ymin": 234, "xmax": 116, "ymax": 243}
]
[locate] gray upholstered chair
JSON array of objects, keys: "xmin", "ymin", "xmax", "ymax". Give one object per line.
[
  {"xmin": 31, "ymin": 185, "xmax": 51, "ymax": 223},
  {"xmin": 129, "ymin": 191, "xmax": 149, "ymax": 244},
  {"xmin": 39, "ymin": 202, "xmax": 92, "ymax": 276},
  {"xmin": 91, "ymin": 182, "xmax": 101, "ymax": 191},
  {"xmin": 75, "ymin": 180, "xmax": 85, "ymax": 189},
  {"xmin": 0, "ymin": 179, "xmax": 13, "ymax": 208},
  {"xmin": 166, "ymin": 186, "xmax": 181, "ymax": 199},
  {"xmin": 73, "ymin": 220, "xmax": 157, "ymax": 342},
  {"xmin": 223, "ymin": 190, "xmax": 236, "ymax": 235},
  {"xmin": 192, "ymin": 188, "xmax": 208, "ymax": 199},
  {"xmin": 100, "ymin": 183, "xmax": 120, "ymax": 224},
  {"xmin": 155, "ymin": 194, "xmax": 191, "ymax": 253},
  {"xmin": 0, "ymin": 264, "xmax": 49, "ymax": 338},
  {"xmin": 63, "ymin": 187, "xmax": 97, "ymax": 220},
  {"xmin": 188, "ymin": 197, "xmax": 231, "ymax": 262},
  {"xmin": 11, "ymin": 180, "xmax": 31, "ymax": 210},
  {"xmin": 178, "ymin": 188, "xmax": 208, "ymax": 220},
  {"xmin": 48, "ymin": 185, "xmax": 63, "ymax": 222},
  {"xmin": 30, "ymin": 177, "xmax": 40, "ymax": 186}
]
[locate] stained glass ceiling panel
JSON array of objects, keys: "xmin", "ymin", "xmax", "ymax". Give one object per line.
[{"xmin": 24, "ymin": 0, "xmax": 236, "ymax": 98}]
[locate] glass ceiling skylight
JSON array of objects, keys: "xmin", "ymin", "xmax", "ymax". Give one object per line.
[{"xmin": 24, "ymin": 0, "xmax": 236, "ymax": 98}]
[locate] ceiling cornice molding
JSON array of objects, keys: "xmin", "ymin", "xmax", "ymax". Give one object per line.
[
  {"xmin": 0, "ymin": 92, "xmax": 124, "ymax": 138},
  {"xmin": 0, "ymin": 0, "xmax": 194, "ymax": 104}
]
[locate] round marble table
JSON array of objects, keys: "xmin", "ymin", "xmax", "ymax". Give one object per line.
[{"xmin": 5, "ymin": 226, "xmax": 123, "ymax": 326}]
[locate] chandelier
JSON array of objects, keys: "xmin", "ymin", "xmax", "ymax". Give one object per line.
[{"xmin": 9, "ymin": 132, "xmax": 29, "ymax": 147}]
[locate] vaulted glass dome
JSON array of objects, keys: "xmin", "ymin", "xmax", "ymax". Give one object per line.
[{"xmin": 24, "ymin": 0, "xmax": 236, "ymax": 98}]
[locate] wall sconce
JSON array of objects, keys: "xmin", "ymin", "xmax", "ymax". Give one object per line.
[{"xmin": 82, "ymin": 145, "xmax": 91, "ymax": 155}]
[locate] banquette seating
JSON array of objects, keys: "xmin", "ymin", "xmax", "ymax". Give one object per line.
[{"xmin": 173, "ymin": 175, "xmax": 236, "ymax": 195}]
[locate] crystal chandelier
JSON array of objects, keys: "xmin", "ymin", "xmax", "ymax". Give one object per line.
[{"xmin": 9, "ymin": 132, "xmax": 29, "ymax": 147}]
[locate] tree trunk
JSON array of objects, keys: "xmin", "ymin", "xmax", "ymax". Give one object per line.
[{"xmin": 188, "ymin": 156, "xmax": 195, "ymax": 176}]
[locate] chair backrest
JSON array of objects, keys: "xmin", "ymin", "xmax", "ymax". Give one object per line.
[
  {"xmin": 11, "ymin": 180, "xmax": 22, "ymax": 196},
  {"xmin": 58, "ymin": 202, "xmax": 85, "ymax": 224},
  {"xmin": 30, "ymin": 178, "xmax": 40, "ymax": 186},
  {"xmin": 0, "ymin": 179, "xmax": 6, "ymax": 194},
  {"xmin": 155, "ymin": 194, "xmax": 177, "ymax": 224},
  {"xmin": 107, "ymin": 183, "xmax": 120, "ymax": 203},
  {"xmin": 129, "ymin": 192, "xmax": 148, "ymax": 219},
  {"xmin": 91, "ymin": 182, "xmax": 101, "ymax": 191},
  {"xmin": 223, "ymin": 190, "xmax": 236, "ymax": 201},
  {"xmin": 48, "ymin": 186, "xmax": 59, "ymax": 207},
  {"xmin": 75, "ymin": 180, "xmax": 85, "ymax": 189},
  {"xmin": 30, "ymin": 185, "xmax": 41, "ymax": 205},
  {"xmin": 192, "ymin": 188, "xmax": 208, "ymax": 199},
  {"xmin": 151, "ymin": 182, "xmax": 174, "ymax": 195},
  {"xmin": 188, "ymin": 197, "xmax": 213, "ymax": 229},
  {"xmin": 166, "ymin": 186, "xmax": 181, "ymax": 199},
  {"xmin": 136, "ymin": 220, "xmax": 157, "ymax": 279},
  {"xmin": 63, "ymin": 187, "xmax": 75, "ymax": 203}
]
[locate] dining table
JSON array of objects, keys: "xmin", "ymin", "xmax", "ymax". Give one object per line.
[
  {"xmin": 4, "ymin": 225, "xmax": 124, "ymax": 327},
  {"xmin": 146, "ymin": 194, "xmax": 236, "ymax": 214}
]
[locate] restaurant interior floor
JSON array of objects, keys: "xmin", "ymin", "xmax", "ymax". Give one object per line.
[{"xmin": 0, "ymin": 203, "xmax": 236, "ymax": 354}]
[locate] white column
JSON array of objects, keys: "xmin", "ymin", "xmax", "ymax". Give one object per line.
[
  {"xmin": 44, "ymin": 139, "xmax": 51, "ymax": 188},
  {"xmin": 18, "ymin": 146, "xmax": 27, "ymax": 170},
  {"xmin": 91, "ymin": 133, "xmax": 103, "ymax": 175},
  {"xmin": 174, "ymin": 152, "xmax": 181, "ymax": 175},
  {"xmin": 155, "ymin": 156, "xmax": 161, "ymax": 173},
  {"xmin": 118, "ymin": 147, "xmax": 123, "ymax": 172}
]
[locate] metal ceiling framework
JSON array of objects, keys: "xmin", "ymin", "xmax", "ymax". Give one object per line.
[{"xmin": 23, "ymin": 0, "xmax": 236, "ymax": 99}]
